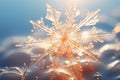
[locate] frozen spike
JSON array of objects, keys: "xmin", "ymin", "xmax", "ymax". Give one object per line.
[
  {"xmin": 74, "ymin": 9, "xmax": 100, "ymax": 31},
  {"xmin": 17, "ymin": 4, "xmax": 107, "ymax": 68},
  {"xmin": 30, "ymin": 20, "xmax": 54, "ymax": 34},
  {"xmin": 46, "ymin": 4, "xmax": 62, "ymax": 31},
  {"xmin": 37, "ymin": 19, "xmax": 43, "ymax": 24},
  {"xmin": 29, "ymin": 20, "xmax": 34, "ymax": 24}
]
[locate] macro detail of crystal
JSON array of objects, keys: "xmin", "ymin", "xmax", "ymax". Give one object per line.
[
  {"xmin": 0, "ymin": 3, "xmax": 113, "ymax": 80},
  {"xmin": 18, "ymin": 4, "xmax": 108, "ymax": 64}
]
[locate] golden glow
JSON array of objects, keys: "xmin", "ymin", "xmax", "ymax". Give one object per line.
[
  {"xmin": 81, "ymin": 31, "xmax": 90, "ymax": 39},
  {"xmin": 80, "ymin": 31, "xmax": 91, "ymax": 43},
  {"xmin": 114, "ymin": 23, "xmax": 120, "ymax": 33},
  {"xmin": 52, "ymin": 0, "xmax": 88, "ymax": 9},
  {"xmin": 18, "ymin": 4, "xmax": 108, "ymax": 63}
]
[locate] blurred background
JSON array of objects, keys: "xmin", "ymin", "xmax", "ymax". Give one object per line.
[
  {"xmin": 0, "ymin": 0, "xmax": 120, "ymax": 44},
  {"xmin": 0, "ymin": 0, "xmax": 120, "ymax": 80}
]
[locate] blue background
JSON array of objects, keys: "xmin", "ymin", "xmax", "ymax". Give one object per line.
[
  {"xmin": 0, "ymin": 0, "xmax": 120, "ymax": 42},
  {"xmin": 0, "ymin": 1, "xmax": 120, "ymax": 80}
]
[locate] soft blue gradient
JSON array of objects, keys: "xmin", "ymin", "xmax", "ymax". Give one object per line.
[
  {"xmin": 0, "ymin": 0, "xmax": 47, "ymax": 43},
  {"xmin": 0, "ymin": 0, "xmax": 120, "ymax": 43}
]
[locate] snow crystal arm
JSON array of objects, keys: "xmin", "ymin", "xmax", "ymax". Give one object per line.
[{"xmin": 74, "ymin": 9, "xmax": 100, "ymax": 32}]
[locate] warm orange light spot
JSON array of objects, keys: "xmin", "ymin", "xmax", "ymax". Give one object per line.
[
  {"xmin": 61, "ymin": 34, "xmax": 68, "ymax": 42},
  {"xmin": 19, "ymin": 4, "xmax": 104, "ymax": 63}
]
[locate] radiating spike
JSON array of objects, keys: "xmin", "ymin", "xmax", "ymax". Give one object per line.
[{"xmin": 17, "ymin": 4, "xmax": 107, "ymax": 72}]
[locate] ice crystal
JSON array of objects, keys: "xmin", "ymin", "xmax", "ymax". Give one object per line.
[{"xmin": 17, "ymin": 4, "xmax": 108, "ymax": 65}]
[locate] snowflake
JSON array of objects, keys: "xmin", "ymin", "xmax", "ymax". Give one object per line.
[{"xmin": 17, "ymin": 4, "xmax": 108, "ymax": 65}]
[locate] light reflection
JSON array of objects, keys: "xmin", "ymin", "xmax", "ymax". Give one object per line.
[
  {"xmin": 107, "ymin": 60, "xmax": 120, "ymax": 69},
  {"xmin": 52, "ymin": 0, "xmax": 88, "ymax": 9},
  {"xmin": 44, "ymin": 67, "xmax": 71, "ymax": 76}
]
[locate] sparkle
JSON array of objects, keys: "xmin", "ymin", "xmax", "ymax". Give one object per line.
[{"xmin": 17, "ymin": 4, "xmax": 108, "ymax": 64}]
